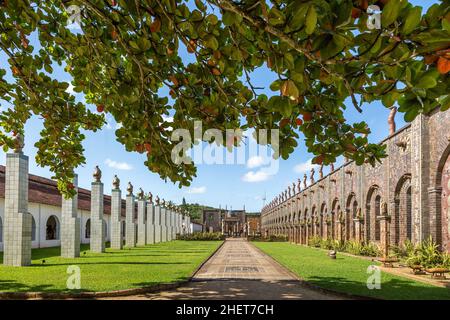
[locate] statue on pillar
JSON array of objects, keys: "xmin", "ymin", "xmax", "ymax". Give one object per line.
[
  {"xmin": 287, "ymin": 185, "xmax": 291, "ymax": 198},
  {"xmin": 292, "ymin": 182, "xmax": 296, "ymax": 195},
  {"xmin": 310, "ymin": 168, "xmax": 315, "ymax": 184},
  {"xmin": 13, "ymin": 133, "xmax": 24, "ymax": 153},
  {"xmin": 297, "ymin": 178, "xmax": 301, "ymax": 193},
  {"xmin": 112, "ymin": 174, "xmax": 120, "ymax": 189},
  {"xmin": 155, "ymin": 195, "xmax": 160, "ymax": 205},
  {"xmin": 137, "ymin": 188, "xmax": 144, "ymax": 200},
  {"xmin": 162, "ymin": 199, "xmax": 166, "ymax": 207},
  {"xmin": 148, "ymin": 192, "xmax": 153, "ymax": 204},
  {"xmin": 127, "ymin": 182, "xmax": 133, "ymax": 195},
  {"xmin": 330, "ymin": 163, "xmax": 335, "ymax": 172},
  {"xmin": 93, "ymin": 165, "xmax": 102, "ymax": 182}
]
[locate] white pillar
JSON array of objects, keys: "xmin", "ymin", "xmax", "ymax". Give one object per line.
[
  {"xmin": 125, "ymin": 182, "xmax": 136, "ymax": 248},
  {"xmin": 61, "ymin": 174, "xmax": 80, "ymax": 258},
  {"xmin": 146, "ymin": 194, "xmax": 155, "ymax": 244},
  {"xmin": 110, "ymin": 175, "xmax": 122, "ymax": 249},
  {"xmin": 137, "ymin": 188, "xmax": 147, "ymax": 246},
  {"xmin": 3, "ymin": 137, "xmax": 32, "ymax": 266},
  {"xmin": 90, "ymin": 166, "xmax": 105, "ymax": 253}
]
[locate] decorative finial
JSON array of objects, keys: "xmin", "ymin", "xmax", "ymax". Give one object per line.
[
  {"xmin": 155, "ymin": 195, "xmax": 160, "ymax": 205},
  {"xmin": 288, "ymin": 185, "xmax": 291, "ymax": 197},
  {"xmin": 330, "ymin": 163, "xmax": 335, "ymax": 172},
  {"xmin": 137, "ymin": 188, "xmax": 144, "ymax": 199},
  {"xmin": 303, "ymin": 174, "xmax": 307, "ymax": 189},
  {"xmin": 388, "ymin": 106, "xmax": 397, "ymax": 135},
  {"xmin": 93, "ymin": 166, "xmax": 102, "ymax": 182},
  {"xmin": 127, "ymin": 182, "xmax": 133, "ymax": 195},
  {"xmin": 148, "ymin": 192, "xmax": 153, "ymax": 204},
  {"xmin": 297, "ymin": 178, "xmax": 301, "ymax": 193},
  {"xmin": 292, "ymin": 182, "xmax": 296, "ymax": 195},
  {"xmin": 112, "ymin": 175, "xmax": 120, "ymax": 189},
  {"xmin": 162, "ymin": 199, "xmax": 166, "ymax": 207},
  {"xmin": 13, "ymin": 132, "xmax": 24, "ymax": 153},
  {"xmin": 310, "ymin": 168, "xmax": 315, "ymax": 184}
]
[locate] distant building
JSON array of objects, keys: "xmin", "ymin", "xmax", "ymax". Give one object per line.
[{"xmin": 202, "ymin": 208, "xmax": 261, "ymax": 237}]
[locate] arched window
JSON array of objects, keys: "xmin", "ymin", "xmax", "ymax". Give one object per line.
[
  {"xmin": 85, "ymin": 219, "xmax": 91, "ymax": 239},
  {"xmin": 31, "ymin": 216, "xmax": 36, "ymax": 241},
  {"xmin": 46, "ymin": 215, "xmax": 60, "ymax": 240},
  {"xmin": 366, "ymin": 186, "xmax": 382, "ymax": 242}
]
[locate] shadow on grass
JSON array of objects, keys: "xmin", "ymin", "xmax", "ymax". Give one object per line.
[
  {"xmin": 0, "ymin": 279, "xmax": 57, "ymax": 293},
  {"xmin": 306, "ymin": 275, "xmax": 450, "ymax": 300},
  {"xmin": 31, "ymin": 261, "xmax": 192, "ymax": 267}
]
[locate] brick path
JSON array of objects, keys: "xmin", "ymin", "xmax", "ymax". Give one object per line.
[{"xmin": 106, "ymin": 238, "xmax": 346, "ymax": 300}]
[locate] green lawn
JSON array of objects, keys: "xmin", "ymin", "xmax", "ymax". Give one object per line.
[
  {"xmin": 253, "ymin": 242, "xmax": 450, "ymax": 300},
  {"xmin": 0, "ymin": 241, "xmax": 222, "ymax": 293}
]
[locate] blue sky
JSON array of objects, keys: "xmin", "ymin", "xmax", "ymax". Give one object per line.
[{"xmin": 0, "ymin": 0, "xmax": 435, "ymax": 212}]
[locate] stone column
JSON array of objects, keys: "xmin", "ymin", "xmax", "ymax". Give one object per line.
[
  {"xmin": 187, "ymin": 215, "xmax": 191, "ymax": 234},
  {"xmin": 160, "ymin": 201, "xmax": 167, "ymax": 242},
  {"xmin": 377, "ymin": 201, "xmax": 391, "ymax": 258},
  {"xmin": 137, "ymin": 188, "xmax": 147, "ymax": 246},
  {"xmin": 353, "ymin": 218, "xmax": 363, "ymax": 243},
  {"xmin": 61, "ymin": 174, "xmax": 80, "ymax": 258},
  {"xmin": 146, "ymin": 193, "xmax": 155, "ymax": 244},
  {"xmin": 110, "ymin": 175, "xmax": 122, "ymax": 250},
  {"xmin": 125, "ymin": 182, "xmax": 136, "ymax": 248},
  {"xmin": 4, "ymin": 136, "xmax": 32, "ymax": 266},
  {"xmin": 154, "ymin": 198, "xmax": 162, "ymax": 243},
  {"xmin": 90, "ymin": 166, "xmax": 105, "ymax": 253}
]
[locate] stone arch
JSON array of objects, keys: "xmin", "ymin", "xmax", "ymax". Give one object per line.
[
  {"xmin": 46, "ymin": 215, "xmax": 60, "ymax": 240},
  {"xmin": 85, "ymin": 218, "xmax": 91, "ymax": 239},
  {"xmin": 346, "ymin": 193, "xmax": 358, "ymax": 240},
  {"xmin": 366, "ymin": 186, "xmax": 382, "ymax": 241},
  {"xmin": 436, "ymin": 143, "xmax": 450, "ymax": 251},
  {"xmin": 331, "ymin": 198, "xmax": 340, "ymax": 239},
  {"xmin": 394, "ymin": 174, "xmax": 412, "ymax": 245}
]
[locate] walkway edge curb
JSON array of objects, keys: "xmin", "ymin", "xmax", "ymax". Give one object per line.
[
  {"xmin": 248, "ymin": 241, "xmax": 381, "ymax": 300},
  {"xmin": 0, "ymin": 240, "xmax": 225, "ymax": 300}
]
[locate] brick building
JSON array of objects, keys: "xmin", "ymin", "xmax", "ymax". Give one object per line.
[{"xmin": 261, "ymin": 107, "xmax": 450, "ymax": 252}]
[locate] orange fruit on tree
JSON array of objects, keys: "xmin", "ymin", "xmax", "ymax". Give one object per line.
[{"xmin": 437, "ymin": 56, "xmax": 450, "ymax": 74}]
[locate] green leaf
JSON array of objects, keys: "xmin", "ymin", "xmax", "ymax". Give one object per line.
[
  {"xmin": 382, "ymin": 0, "xmax": 403, "ymax": 27},
  {"xmin": 204, "ymin": 35, "xmax": 219, "ymax": 50},
  {"xmin": 305, "ymin": 6, "xmax": 317, "ymax": 35},
  {"xmin": 402, "ymin": 6, "xmax": 422, "ymax": 35},
  {"xmin": 415, "ymin": 76, "xmax": 437, "ymax": 89}
]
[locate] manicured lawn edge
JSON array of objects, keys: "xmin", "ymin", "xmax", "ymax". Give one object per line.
[
  {"xmin": 0, "ymin": 241, "xmax": 225, "ymax": 299},
  {"xmin": 249, "ymin": 242, "xmax": 378, "ymax": 300}
]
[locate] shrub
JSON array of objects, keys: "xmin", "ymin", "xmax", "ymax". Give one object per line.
[
  {"xmin": 404, "ymin": 236, "xmax": 450, "ymax": 268},
  {"xmin": 308, "ymin": 236, "xmax": 322, "ymax": 248},
  {"xmin": 177, "ymin": 232, "xmax": 225, "ymax": 241}
]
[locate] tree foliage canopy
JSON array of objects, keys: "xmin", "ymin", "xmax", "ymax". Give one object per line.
[{"xmin": 0, "ymin": 0, "xmax": 449, "ymax": 197}]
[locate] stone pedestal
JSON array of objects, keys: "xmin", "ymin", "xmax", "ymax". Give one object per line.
[
  {"xmin": 377, "ymin": 215, "xmax": 391, "ymax": 258},
  {"xmin": 110, "ymin": 187, "xmax": 122, "ymax": 249},
  {"xmin": 137, "ymin": 198, "xmax": 147, "ymax": 245},
  {"xmin": 146, "ymin": 203, "xmax": 155, "ymax": 244},
  {"xmin": 154, "ymin": 205, "xmax": 162, "ymax": 243},
  {"xmin": 90, "ymin": 181, "xmax": 105, "ymax": 253},
  {"xmin": 3, "ymin": 153, "xmax": 32, "ymax": 266},
  {"xmin": 125, "ymin": 194, "xmax": 136, "ymax": 247},
  {"xmin": 61, "ymin": 175, "xmax": 80, "ymax": 258}
]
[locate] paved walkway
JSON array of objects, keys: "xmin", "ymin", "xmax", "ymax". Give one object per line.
[{"xmin": 107, "ymin": 239, "xmax": 345, "ymax": 300}]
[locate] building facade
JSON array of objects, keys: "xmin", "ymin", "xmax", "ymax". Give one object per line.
[
  {"xmin": 0, "ymin": 165, "xmax": 192, "ymax": 252},
  {"xmin": 261, "ymin": 108, "xmax": 450, "ymax": 252},
  {"xmin": 202, "ymin": 209, "xmax": 261, "ymax": 237}
]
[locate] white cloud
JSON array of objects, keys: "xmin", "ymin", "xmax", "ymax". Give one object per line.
[
  {"xmin": 242, "ymin": 170, "xmax": 270, "ymax": 183},
  {"xmin": 247, "ymin": 155, "xmax": 265, "ymax": 169},
  {"xmin": 186, "ymin": 186, "xmax": 207, "ymax": 194},
  {"xmin": 105, "ymin": 158, "xmax": 133, "ymax": 171},
  {"xmin": 294, "ymin": 158, "xmax": 319, "ymax": 174}
]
